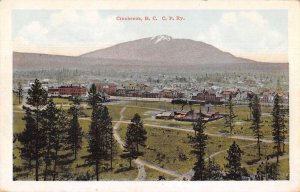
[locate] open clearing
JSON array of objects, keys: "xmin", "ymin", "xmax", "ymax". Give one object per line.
[{"xmin": 13, "ymin": 96, "xmax": 289, "ymax": 180}]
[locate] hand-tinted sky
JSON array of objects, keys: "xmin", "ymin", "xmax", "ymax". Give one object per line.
[{"xmin": 12, "ymin": 10, "xmax": 288, "ymax": 62}]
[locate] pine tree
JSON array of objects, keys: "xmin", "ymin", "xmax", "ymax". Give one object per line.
[
  {"xmin": 191, "ymin": 113, "xmax": 208, "ymax": 180},
  {"xmin": 88, "ymin": 84, "xmax": 101, "ymax": 110},
  {"xmin": 281, "ymin": 105, "xmax": 287, "ymax": 154},
  {"xmin": 101, "ymin": 106, "xmax": 114, "ymax": 169},
  {"xmin": 52, "ymin": 109, "xmax": 71, "ymax": 181},
  {"xmin": 255, "ymin": 161, "xmax": 265, "ymax": 180},
  {"xmin": 41, "ymin": 99, "xmax": 59, "ymax": 181},
  {"xmin": 130, "ymin": 113, "xmax": 147, "ymax": 153},
  {"xmin": 256, "ymin": 161, "xmax": 279, "ymax": 180},
  {"xmin": 17, "ymin": 82, "xmax": 23, "ymax": 105},
  {"xmin": 251, "ymin": 94, "xmax": 263, "ymax": 159},
  {"xmin": 18, "ymin": 107, "xmax": 40, "ymax": 170},
  {"xmin": 225, "ymin": 141, "xmax": 247, "ymax": 180},
  {"xmin": 272, "ymin": 94, "xmax": 285, "ymax": 163},
  {"xmin": 72, "ymin": 95, "xmax": 81, "ymax": 105},
  {"xmin": 266, "ymin": 162, "xmax": 279, "ymax": 180},
  {"xmin": 124, "ymin": 123, "xmax": 137, "ymax": 169},
  {"xmin": 25, "ymin": 79, "xmax": 48, "ymax": 181},
  {"xmin": 86, "ymin": 105, "xmax": 106, "ymax": 180},
  {"xmin": 224, "ymin": 95, "xmax": 236, "ymax": 134},
  {"xmin": 68, "ymin": 105, "xmax": 83, "ymax": 160},
  {"xmin": 206, "ymin": 157, "xmax": 223, "ymax": 180},
  {"xmin": 247, "ymin": 92, "xmax": 254, "ymax": 120}
]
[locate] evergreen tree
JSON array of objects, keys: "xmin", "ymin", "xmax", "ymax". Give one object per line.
[
  {"xmin": 266, "ymin": 162, "xmax": 279, "ymax": 180},
  {"xmin": 130, "ymin": 113, "xmax": 147, "ymax": 153},
  {"xmin": 256, "ymin": 161, "xmax": 279, "ymax": 180},
  {"xmin": 224, "ymin": 95, "xmax": 236, "ymax": 134},
  {"xmin": 251, "ymin": 94, "xmax": 263, "ymax": 159},
  {"xmin": 101, "ymin": 106, "xmax": 114, "ymax": 169},
  {"xmin": 88, "ymin": 84, "xmax": 101, "ymax": 110},
  {"xmin": 255, "ymin": 161, "xmax": 265, "ymax": 180},
  {"xmin": 17, "ymin": 82, "xmax": 23, "ymax": 105},
  {"xmin": 52, "ymin": 109, "xmax": 71, "ymax": 181},
  {"xmin": 191, "ymin": 113, "xmax": 208, "ymax": 180},
  {"xmin": 25, "ymin": 79, "xmax": 48, "ymax": 181},
  {"xmin": 86, "ymin": 105, "xmax": 106, "ymax": 180},
  {"xmin": 206, "ymin": 157, "xmax": 223, "ymax": 180},
  {"xmin": 72, "ymin": 95, "xmax": 81, "ymax": 105},
  {"xmin": 247, "ymin": 92, "xmax": 254, "ymax": 120},
  {"xmin": 124, "ymin": 123, "xmax": 137, "ymax": 169},
  {"xmin": 18, "ymin": 107, "xmax": 40, "ymax": 170},
  {"xmin": 281, "ymin": 105, "xmax": 287, "ymax": 154},
  {"xmin": 225, "ymin": 141, "xmax": 247, "ymax": 180},
  {"xmin": 41, "ymin": 99, "xmax": 59, "ymax": 181},
  {"xmin": 272, "ymin": 94, "xmax": 285, "ymax": 163},
  {"xmin": 68, "ymin": 105, "xmax": 83, "ymax": 160}
]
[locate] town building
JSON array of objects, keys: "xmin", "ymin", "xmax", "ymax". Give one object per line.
[
  {"xmin": 95, "ymin": 82, "xmax": 117, "ymax": 95},
  {"xmin": 193, "ymin": 89, "xmax": 222, "ymax": 103},
  {"xmin": 48, "ymin": 85, "xmax": 87, "ymax": 97}
]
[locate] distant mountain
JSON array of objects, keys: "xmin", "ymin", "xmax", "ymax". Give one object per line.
[
  {"xmin": 80, "ymin": 35, "xmax": 255, "ymax": 65},
  {"xmin": 13, "ymin": 35, "xmax": 288, "ymax": 73}
]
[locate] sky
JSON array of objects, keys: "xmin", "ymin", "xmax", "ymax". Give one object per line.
[{"xmin": 12, "ymin": 10, "xmax": 288, "ymax": 62}]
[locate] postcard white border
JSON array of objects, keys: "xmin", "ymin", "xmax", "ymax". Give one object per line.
[{"xmin": 0, "ymin": 0, "xmax": 299, "ymax": 191}]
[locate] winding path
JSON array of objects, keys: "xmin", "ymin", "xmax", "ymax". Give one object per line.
[
  {"xmin": 180, "ymin": 142, "xmax": 257, "ymax": 180},
  {"xmin": 112, "ymin": 107, "xmax": 183, "ymax": 180},
  {"xmin": 15, "ymin": 101, "xmax": 289, "ymax": 180},
  {"xmin": 112, "ymin": 120, "xmax": 288, "ymax": 144}
]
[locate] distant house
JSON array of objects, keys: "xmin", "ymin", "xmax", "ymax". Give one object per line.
[
  {"xmin": 155, "ymin": 111, "xmax": 175, "ymax": 120},
  {"xmin": 174, "ymin": 109, "xmax": 222, "ymax": 122},
  {"xmin": 48, "ymin": 85, "xmax": 87, "ymax": 97},
  {"xmin": 95, "ymin": 82, "xmax": 117, "ymax": 95},
  {"xmin": 160, "ymin": 89, "xmax": 173, "ymax": 98},
  {"xmin": 221, "ymin": 88, "xmax": 240, "ymax": 99},
  {"xmin": 193, "ymin": 89, "xmax": 221, "ymax": 103},
  {"xmin": 260, "ymin": 92, "xmax": 274, "ymax": 103}
]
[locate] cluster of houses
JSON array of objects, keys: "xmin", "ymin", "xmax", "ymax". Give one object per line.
[
  {"xmin": 16, "ymin": 79, "xmax": 289, "ymax": 104},
  {"xmin": 156, "ymin": 105, "xmax": 223, "ymax": 122}
]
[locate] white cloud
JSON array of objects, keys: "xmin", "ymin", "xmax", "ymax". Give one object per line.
[
  {"xmin": 14, "ymin": 10, "xmax": 138, "ymax": 50},
  {"xmin": 197, "ymin": 11, "xmax": 287, "ymax": 54},
  {"xmin": 220, "ymin": 12, "xmax": 237, "ymax": 26}
]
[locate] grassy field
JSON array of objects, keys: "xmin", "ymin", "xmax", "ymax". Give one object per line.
[
  {"xmin": 134, "ymin": 101, "xmax": 289, "ymax": 138},
  {"xmin": 52, "ymin": 97, "xmax": 73, "ymax": 104},
  {"xmin": 13, "ymin": 98, "xmax": 289, "ymax": 180},
  {"xmin": 118, "ymin": 122, "xmax": 289, "ymax": 179},
  {"xmin": 13, "ymin": 112, "xmax": 138, "ymax": 180},
  {"xmin": 13, "ymin": 93, "xmax": 22, "ymax": 110},
  {"xmin": 82, "ymin": 105, "xmax": 151, "ymax": 121},
  {"xmin": 126, "ymin": 101, "xmax": 197, "ymax": 111}
]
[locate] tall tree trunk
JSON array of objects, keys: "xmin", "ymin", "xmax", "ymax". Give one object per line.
[
  {"xmin": 52, "ymin": 138, "xmax": 59, "ymax": 181},
  {"xmin": 276, "ymin": 142, "xmax": 280, "ymax": 164},
  {"xmin": 44, "ymin": 140, "xmax": 51, "ymax": 181},
  {"xmin": 35, "ymin": 107, "xmax": 39, "ymax": 181},
  {"xmin": 96, "ymin": 161, "xmax": 99, "ymax": 181},
  {"xmin": 282, "ymin": 131, "xmax": 285, "ymax": 153},
  {"xmin": 52, "ymin": 150, "xmax": 58, "ymax": 181},
  {"xmin": 110, "ymin": 132, "xmax": 113, "ymax": 170},
  {"xmin": 258, "ymin": 135, "xmax": 261, "ymax": 159},
  {"xmin": 129, "ymin": 157, "xmax": 132, "ymax": 169},
  {"xmin": 136, "ymin": 143, "xmax": 139, "ymax": 153},
  {"xmin": 74, "ymin": 125, "xmax": 77, "ymax": 160}
]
